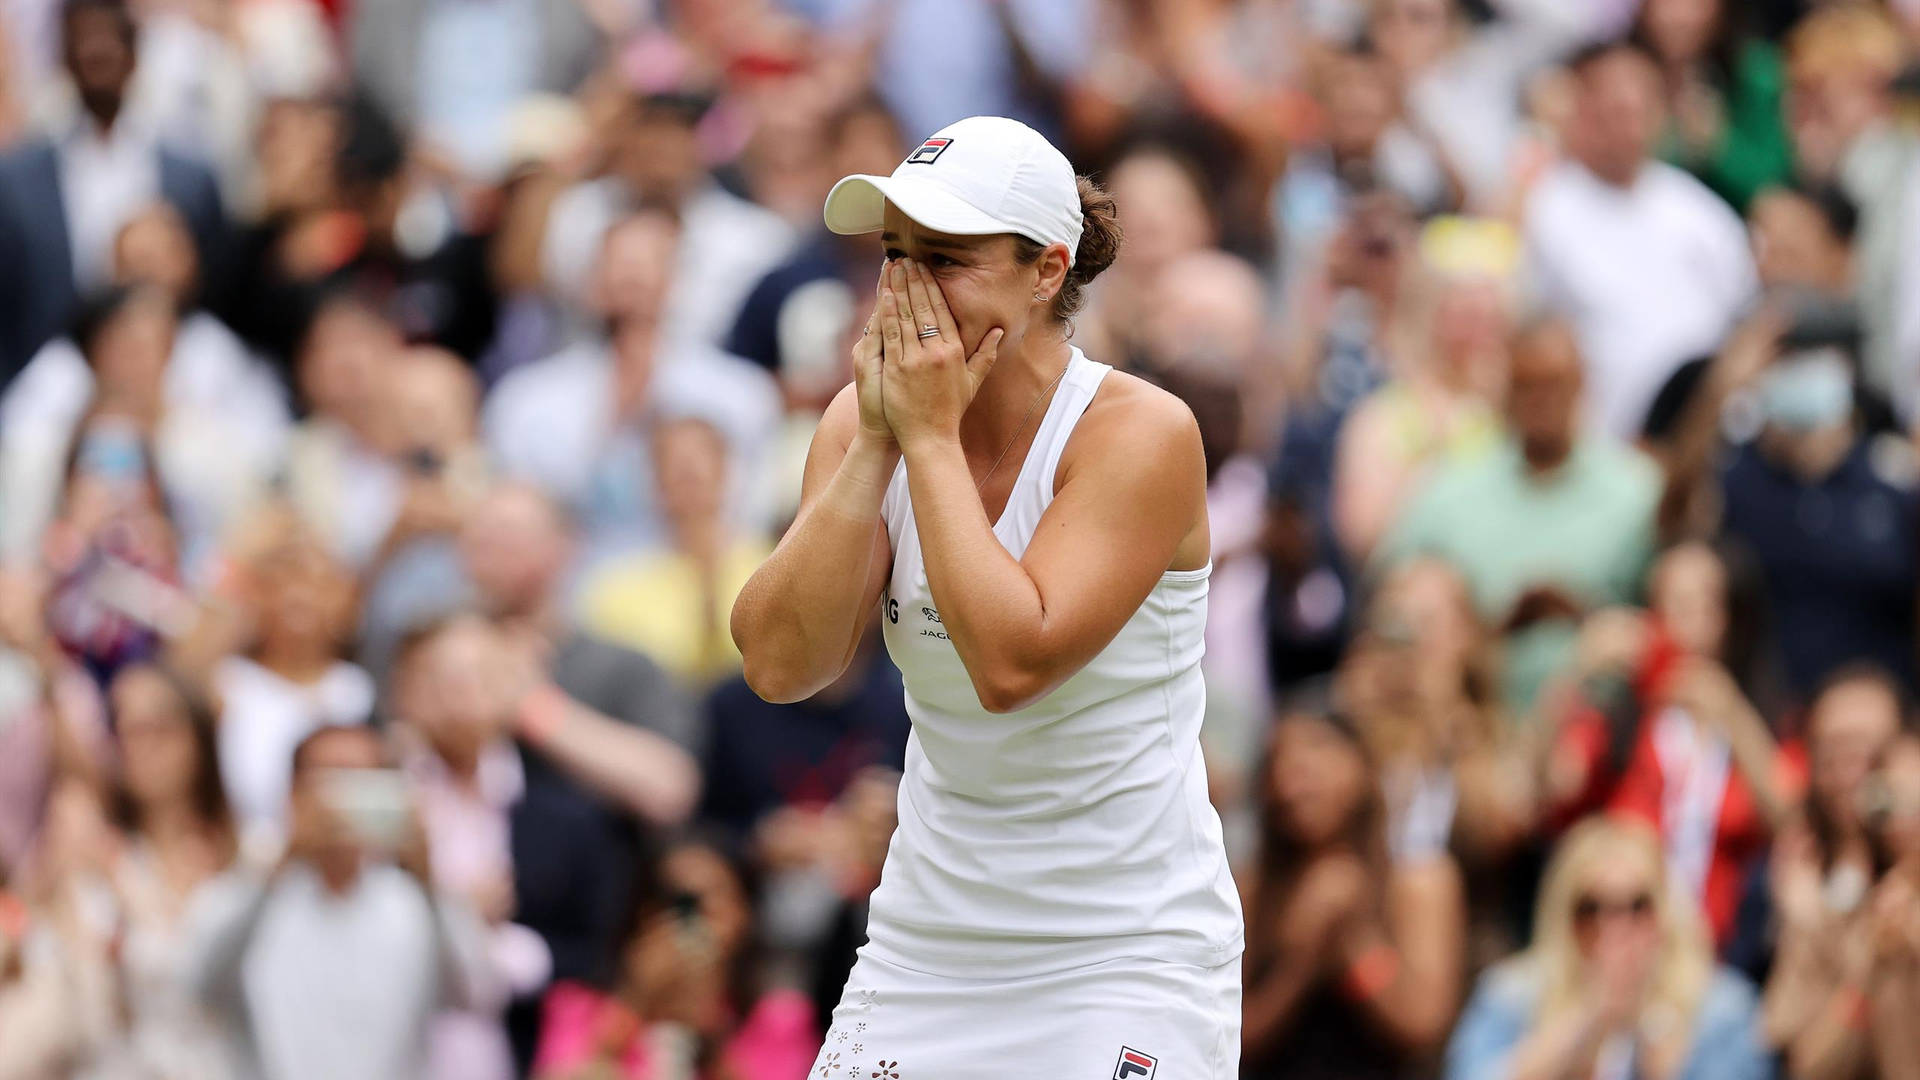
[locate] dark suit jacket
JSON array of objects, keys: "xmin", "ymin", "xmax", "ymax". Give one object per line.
[{"xmin": 0, "ymin": 134, "xmax": 226, "ymax": 390}]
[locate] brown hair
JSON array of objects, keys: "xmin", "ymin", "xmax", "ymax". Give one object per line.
[{"xmin": 1013, "ymin": 175, "xmax": 1122, "ymax": 323}]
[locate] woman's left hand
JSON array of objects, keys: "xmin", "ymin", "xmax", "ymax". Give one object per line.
[{"xmin": 877, "ymin": 259, "xmax": 1004, "ymax": 451}]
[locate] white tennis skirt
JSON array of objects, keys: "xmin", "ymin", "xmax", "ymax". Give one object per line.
[{"xmin": 808, "ymin": 948, "xmax": 1242, "ymax": 1080}]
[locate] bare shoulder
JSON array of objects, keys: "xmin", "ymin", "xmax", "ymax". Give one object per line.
[{"xmin": 1057, "ymin": 368, "xmax": 1204, "ymax": 487}]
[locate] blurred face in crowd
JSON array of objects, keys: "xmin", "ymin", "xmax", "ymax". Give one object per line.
[
  {"xmin": 1785, "ymin": 13, "xmax": 1901, "ymax": 179},
  {"xmin": 1372, "ymin": 0, "xmax": 1456, "ymax": 78},
  {"xmin": 1430, "ymin": 273, "xmax": 1511, "ymax": 369},
  {"xmin": 88, "ymin": 292, "xmax": 176, "ymax": 414},
  {"xmin": 1324, "ymin": 51, "xmax": 1397, "ymax": 160},
  {"xmin": 594, "ymin": 211, "xmax": 681, "ymax": 329},
  {"xmin": 1640, "ymin": 0, "xmax": 1722, "ymax": 66},
  {"xmin": 831, "ymin": 102, "xmax": 904, "ymax": 182},
  {"xmin": 459, "ymin": 485, "xmax": 570, "ymax": 618},
  {"xmin": 613, "ymin": 105, "xmax": 704, "ymax": 206},
  {"xmin": 654, "ymin": 417, "xmax": 730, "ymax": 533},
  {"xmin": 1371, "ymin": 558, "xmax": 1479, "ymax": 704},
  {"xmin": 1327, "ymin": 190, "xmax": 1416, "ymax": 292},
  {"xmin": 1567, "ymin": 838, "xmax": 1662, "ymax": 961},
  {"xmin": 1649, "ymin": 543, "xmax": 1727, "ymax": 660},
  {"xmin": 380, "ymin": 348, "xmax": 478, "ymax": 459},
  {"xmin": 1268, "ymin": 714, "xmax": 1370, "ymax": 848},
  {"xmin": 879, "ymin": 205, "xmax": 1070, "ymax": 367},
  {"xmin": 111, "ymin": 666, "xmax": 203, "ymax": 811},
  {"xmin": 1506, "ymin": 322, "xmax": 1584, "ymax": 470},
  {"xmin": 1109, "ymin": 151, "xmax": 1213, "ymax": 278},
  {"xmin": 1141, "ymin": 252, "xmax": 1265, "ymax": 375},
  {"xmin": 251, "ymin": 537, "xmax": 354, "ymax": 660},
  {"xmin": 411, "ymin": 617, "xmax": 511, "ymax": 768},
  {"xmin": 1808, "ymin": 676, "xmax": 1902, "ymax": 835},
  {"xmin": 1749, "ymin": 188, "xmax": 1853, "ymax": 291},
  {"xmin": 290, "ymin": 725, "xmax": 387, "ymax": 871},
  {"xmin": 1571, "ymin": 48, "xmax": 1664, "ymax": 186},
  {"xmin": 113, "ymin": 206, "xmax": 199, "ymax": 304},
  {"xmin": 297, "ymin": 301, "xmax": 403, "ymax": 440},
  {"xmin": 63, "ymin": 1, "xmax": 135, "ymax": 123},
  {"xmin": 660, "ymin": 842, "xmax": 753, "ymax": 962}
]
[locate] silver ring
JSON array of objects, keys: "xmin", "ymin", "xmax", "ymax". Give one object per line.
[{"xmin": 917, "ymin": 326, "xmax": 940, "ymax": 339}]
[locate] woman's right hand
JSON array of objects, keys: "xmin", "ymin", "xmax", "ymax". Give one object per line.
[{"xmin": 852, "ymin": 264, "xmax": 895, "ymax": 450}]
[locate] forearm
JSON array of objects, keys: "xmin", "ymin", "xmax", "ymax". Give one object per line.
[
  {"xmin": 1869, "ymin": 964, "xmax": 1920, "ymax": 1080},
  {"xmin": 1242, "ymin": 953, "xmax": 1323, "ymax": 1058},
  {"xmin": 520, "ymin": 687, "xmax": 699, "ymax": 825},
  {"xmin": 1786, "ymin": 981, "xmax": 1871, "ymax": 1080},
  {"xmin": 731, "ymin": 436, "xmax": 896, "ymax": 702},
  {"xmin": 901, "ymin": 436, "xmax": 1053, "ymax": 711}
]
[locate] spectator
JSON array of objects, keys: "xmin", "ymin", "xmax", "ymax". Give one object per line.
[
  {"xmin": 532, "ymin": 834, "xmax": 817, "ymax": 1080},
  {"xmin": 539, "ymin": 90, "xmax": 795, "ymax": 350},
  {"xmin": 1523, "ymin": 39, "xmax": 1757, "ymax": 437},
  {"xmin": 210, "ymin": 510, "xmax": 374, "ymax": 846},
  {"xmin": 1241, "ymin": 704, "xmax": 1466, "ymax": 1079},
  {"xmin": 489, "ymin": 207, "xmax": 782, "ymax": 559},
  {"xmin": 186, "ymin": 723, "xmax": 489, "ymax": 1080},
  {"xmin": 0, "ymin": 0, "xmax": 226, "ymax": 387},
  {"xmin": 1672, "ymin": 309, "xmax": 1920, "ymax": 702},
  {"xmin": 394, "ymin": 614, "xmax": 556, "ymax": 1080},
  {"xmin": 580, "ymin": 416, "xmax": 773, "ymax": 689},
  {"xmin": 1379, "ymin": 319, "xmax": 1662, "ymax": 710},
  {"xmin": 1574, "ymin": 543, "xmax": 1789, "ymax": 948},
  {"xmin": 1748, "ymin": 181, "xmax": 1858, "ymax": 299},
  {"xmin": 95, "ymin": 662, "xmax": 240, "ymax": 1078},
  {"xmin": 1631, "ymin": 0, "xmax": 1794, "ymax": 210},
  {"xmin": 1445, "ymin": 816, "xmax": 1770, "ymax": 1080},
  {"xmin": 1081, "ymin": 144, "xmax": 1218, "ymax": 366},
  {"xmin": 1331, "ymin": 217, "xmax": 1513, "ymax": 563},
  {"xmin": 1764, "ymin": 727, "xmax": 1920, "ymax": 1077},
  {"xmin": 1781, "ymin": 6, "xmax": 1920, "ymax": 416}
]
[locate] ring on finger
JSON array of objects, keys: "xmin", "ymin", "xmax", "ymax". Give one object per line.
[{"xmin": 917, "ymin": 326, "xmax": 940, "ymax": 339}]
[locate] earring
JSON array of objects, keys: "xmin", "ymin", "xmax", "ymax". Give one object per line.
[{"xmin": 1033, "ymin": 293, "xmax": 1048, "ymax": 302}]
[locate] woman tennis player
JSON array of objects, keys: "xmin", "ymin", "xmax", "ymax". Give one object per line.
[{"xmin": 731, "ymin": 115, "xmax": 1243, "ymax": 1078}]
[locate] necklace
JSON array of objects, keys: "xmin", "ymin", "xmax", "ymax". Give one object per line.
[{"xmin": 975, "ymin": 358, "xmax": 1071, "ymax": 492}]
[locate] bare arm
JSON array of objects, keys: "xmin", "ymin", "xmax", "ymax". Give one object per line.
[
  {"xmin": 1342, "ymin": 858, "xmax": 1469, "ymax": 1056},
  {"xmin": 883, "ymin": 260, "xmax": 1207, "ymax": 712},
  {"xmin": 731, "ymin": 276, "xmax": 899, "ymax": 704},
  {"xmin": 517, "ymin": 685, "xmax": 700, "ymax": 825}
]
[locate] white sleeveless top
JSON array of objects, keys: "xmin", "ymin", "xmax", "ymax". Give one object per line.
[{"xmin": 868, "ymin": 348, "xmax": 1244, "ymax": 978}]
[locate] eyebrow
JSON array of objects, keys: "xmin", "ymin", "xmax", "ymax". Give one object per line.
[{"xmin": 879, "ymin": 231, "xmax": 972, "ymax": 251}]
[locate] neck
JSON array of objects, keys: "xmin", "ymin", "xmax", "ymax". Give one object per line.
[
  {"xmin": 1770, "ymin": 424, "xmax": 1854, "ymax": 481},
  {"xmin": 141, "ymin": 799, "xmax": 204, "ymax": 843},
  {"xmin": 956, "ymin": 331, "xmax": 1073, "ymax": 468},
  {"xmin": 255, "ymin": 640, "xmax": 335, "ymax": 683},
  {"xmin": 1523, "ymin": 438, "xmax": 1573, "ymax": 474}
]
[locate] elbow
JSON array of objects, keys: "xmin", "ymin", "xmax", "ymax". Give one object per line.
[
  {"xmin": 971, "ymin": 665, "xmax": 1052, "ymax": 715},
  {"xmin": 739, "ymin": 655, "xmax": 823, "ymax": 705}
]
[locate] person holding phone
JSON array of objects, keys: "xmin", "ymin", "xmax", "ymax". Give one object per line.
[{"xmin": 186, "ymin": 724, "xmax": 488, "ymax": 1080}]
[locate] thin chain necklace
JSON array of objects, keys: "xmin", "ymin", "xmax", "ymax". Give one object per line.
[{"xmin": 975, "ymin": 357, "xmax": 1071, "ymax": 492}]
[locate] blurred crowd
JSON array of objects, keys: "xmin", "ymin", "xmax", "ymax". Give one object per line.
[{"xmin": 2, "ymin": 0, "xmax": 1920, "ymax": 1078}]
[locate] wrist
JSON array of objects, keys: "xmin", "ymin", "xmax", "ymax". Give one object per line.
[
  {"xmin": 514, "ymin": 682, "xmax": 569, "ymax": 745},
  {"xmin": 897, "ymin": 428, "xmax": 962, "ymax": 462}
]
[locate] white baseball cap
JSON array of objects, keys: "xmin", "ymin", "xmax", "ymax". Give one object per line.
[{"xmin": 823, "ymin": 115, "xmax": 1084, "ymax": 265}]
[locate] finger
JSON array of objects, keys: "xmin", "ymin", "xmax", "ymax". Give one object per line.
[
  {"xmin": 878, "ymin": 278, "xmax": 905, "ymax": 360},
  {"xmin": 903, "ymin": 260, "xmax": 944, "ymax": 341},
  {"xmin": 889, "ymin": 263, "xmax": 918, "ymax": 357},
  {"xmin": 916, "ymin": 262, "xmax": 959, "ymax": 337},
  {"xmin": 965, "ymin": 327, "xmax": 1004, "ymax": 385}
]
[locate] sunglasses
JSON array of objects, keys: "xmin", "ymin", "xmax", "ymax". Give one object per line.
[{"xmin": 1572, "ymin": 892, "xmax": 1654, "ymax": 925}]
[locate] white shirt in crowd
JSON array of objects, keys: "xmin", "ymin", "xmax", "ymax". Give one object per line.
[
  {"xmin": 214, "ymin": 657, "xmax": 376, "ymax": 848},
  {"xmin": 57, "ymin": 115, "xmax": 161, "ymax": 292},
  {"xmin": 1525, "ymin": 159, "xmax": 1758, "ymax": 438},
  {"xmin": 540, "ymin": 178, "xmax": 796, "ymax": 350},
  {"xmin": 186, "ymin": 863, "xmax": 486, "ymax": 1080}
]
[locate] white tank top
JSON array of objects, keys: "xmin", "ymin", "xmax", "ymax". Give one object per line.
[{"xmin": 868, "ymin": 347, "xmax": 1244, "ymax": 978}]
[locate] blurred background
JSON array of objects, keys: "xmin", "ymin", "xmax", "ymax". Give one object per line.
[{"xmin": 2, "ymin": 0, "xmax": 1920, "ymax": 1077}]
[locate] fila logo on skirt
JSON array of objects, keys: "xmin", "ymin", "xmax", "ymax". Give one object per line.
[
  {"xmin": 905, "ymin": 137, "xmax": 953, "ymax": 164},
  {"xmin": 1113, "ymin": 1046, "xmax": 1157, "ymax": 1079}
]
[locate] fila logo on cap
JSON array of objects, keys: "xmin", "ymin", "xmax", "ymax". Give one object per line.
[
  {"xmin": 905, "ymin": 137, "xmax": 953, "ymax": 165},
  {"xmin": 1113, "ymin": 1046, "xmax": 1157, "ymax": 1079}
]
